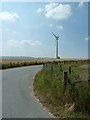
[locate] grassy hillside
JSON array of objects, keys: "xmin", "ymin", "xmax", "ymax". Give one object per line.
[{"xmin": 33, "ymin": 61, "xmax": 90, "ymax": 118}]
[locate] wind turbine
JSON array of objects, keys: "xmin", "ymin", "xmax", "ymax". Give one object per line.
[{"xmin": 52, "ymin": 32, "xmax": 59, "ymax": 59}]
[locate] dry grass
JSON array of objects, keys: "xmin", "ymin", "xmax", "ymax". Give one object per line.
[
  {"xmin": 1, "ymin": 58, "xmax": 56, "ymax": 64},
  {"xmin": 1, "ymin": 58, "xmax": 90, "ymax": 64},
  {"xmin": 0, "ymin": 58, "xmax": 90, "ymax": 69}
]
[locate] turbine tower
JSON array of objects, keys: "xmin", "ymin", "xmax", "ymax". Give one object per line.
[{"xmin": 52, "ymin": 32, "xmax": 59, "ymax": 59}]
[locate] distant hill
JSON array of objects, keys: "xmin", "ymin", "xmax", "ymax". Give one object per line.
[{"xmin": 0, "ymin": 56, "xmax": 34, "ymax": 59}]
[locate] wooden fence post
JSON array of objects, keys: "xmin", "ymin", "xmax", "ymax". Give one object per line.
[
  {"xmin": 51, "ymin": 66, "xmax": 53, "ymax": 71},
  {"xmin": 63, "ymin": 71, "xmax": 68, "ymax": 85},
  {"xmin": 88, "ymin": 75, "xmax": 90, "ymax": 84},
  {"xmin": 69, "ymin": 66, "xmax": 71, "ymax": 74},
  {"xmin": 51, "ymin": 66, "xmax": 53, "ymax": 74}
]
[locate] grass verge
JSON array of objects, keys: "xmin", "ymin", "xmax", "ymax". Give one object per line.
[{"xmin": 33, "ymin": 61, "xmax": 90, "ymax": 118}]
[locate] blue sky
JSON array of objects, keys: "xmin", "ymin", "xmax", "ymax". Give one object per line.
[{"xmin": 0, "ymin": 2, "xmax": 89, "ymax": 58}]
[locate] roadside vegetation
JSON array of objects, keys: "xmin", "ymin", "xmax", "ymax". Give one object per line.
[{"xmin": 33, "ymin": 60, "xmax": 90, "ymax": 118}]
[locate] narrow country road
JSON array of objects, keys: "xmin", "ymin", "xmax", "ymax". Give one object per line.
[{"xmin": 2, "ymin": 65, "xmax": 53, "ymax": 118}]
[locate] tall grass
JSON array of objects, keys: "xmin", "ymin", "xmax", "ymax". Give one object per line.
[{"xmin": 34, "ymin": 61, "xmax": 90, "ymax": 118}]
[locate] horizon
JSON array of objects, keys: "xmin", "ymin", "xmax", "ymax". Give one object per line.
[
  {"xmin": 0, "ymin": 2, "xmax": 88, "ymax": 58},
  {"xmin": 0, "ymin": 55, "xmax": 89, "ymax": 59}
]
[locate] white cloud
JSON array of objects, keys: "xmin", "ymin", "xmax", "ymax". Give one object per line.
[
  {"xmin": 57, "ymin": 25, "xmax": 63, "ymax": 30},
  {"xmin": 20, "ymin": 40, "xmax": 42, "ymax": 46},
  {"xmin": 44, "ymin": 3, "xmax": 72, "ymax": 20},
  {"xmin": 7, "ymin": 40, "xmax": 20, "ymax": 47},
  {"xmin": 37, "ymin": 8, "xmax": 43, "ymax": 13},
  {"xmin": 0, "ymin": 11, "xmax": 19, "ymax": 22},
  {"xmin": 85, "ymin": 36, "xmax": 90, "ymax": 41},
  {"xmin": 79, "ymin": 0, "xmax": 84, "ymax": 8},
  {"xmin": 7, "ymin": 39, "xmax": 42, "ymax": 48}
]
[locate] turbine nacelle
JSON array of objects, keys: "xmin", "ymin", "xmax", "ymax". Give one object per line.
[{"xmin": 52, "ymin": 32, "xmax": 59, "ymax": 39}]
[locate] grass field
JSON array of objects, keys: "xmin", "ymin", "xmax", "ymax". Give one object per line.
[
  {"xmin": 0, "ymin": 58, "xmax": 90, "ymax": 69},
  {"xmin": 0, "ymin": 58, "xmax": 56, "ymax": 69},
  {"xmin": 33, "ymin": 60, "xmax": 90, "ymax": 118}
]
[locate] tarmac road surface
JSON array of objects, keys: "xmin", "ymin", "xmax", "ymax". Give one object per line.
[{"xmin": 2, "ymin": 65, "xmax": 53, "ymax": 118}]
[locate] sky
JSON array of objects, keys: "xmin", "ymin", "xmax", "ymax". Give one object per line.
[{"xmin": 0, "ymin": 1, "xmax": 89, "ymax": 58}]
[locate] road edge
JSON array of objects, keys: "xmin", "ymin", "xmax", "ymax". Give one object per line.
[{"xmin": 32, "ymin": 72, "xmax": 55, "ymax": 118}]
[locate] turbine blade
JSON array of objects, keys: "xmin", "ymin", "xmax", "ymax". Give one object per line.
[{"xmin": 52, "ymin": 32, "xmax": 57, "ymax": 38}]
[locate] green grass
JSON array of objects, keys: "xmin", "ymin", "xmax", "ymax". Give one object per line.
[{"xmin": 33, "ymin": 61, "xmax": 90, "ymax": 118}]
